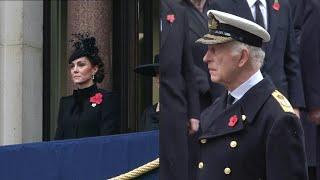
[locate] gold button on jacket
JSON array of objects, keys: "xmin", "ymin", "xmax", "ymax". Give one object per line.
[
  {"xmin": 200, "ymin": 139, "xmax": 207, "ymax": 144},
  {"xmin": 198, "ymin": 162, "xmax": 204, "ymax": 169},
  {"xmin": 224, "ymin": 167, "xmax": 231, "ymax": 175},
  {"xmin": 230, "ymin": 141, "xmax": 237, "ymax": 148},
  {"xmin": 242, "ymin": 115, "xmax": 247, "ymax": 121}
]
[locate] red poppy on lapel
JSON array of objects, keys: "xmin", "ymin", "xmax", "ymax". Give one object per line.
[
  {"xmin": 166, "ymin": 14, "xmax": 175, "ymax": 24},
  {"xmin": 90, "ymin": 93, "xmax": 103, "ymax": 107},
  {"xmin": 228, "ymin": 115, "xmax": 238, "ymax": 127},
  {"xmin": 272, "ymin": 0, "xmax": 280, "ymax": 11}
]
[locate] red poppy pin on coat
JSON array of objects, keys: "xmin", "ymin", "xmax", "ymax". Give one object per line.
[
  {"xmin": 90, "ymin": 93, "xmax": 103, "ymax": 107},
  {"xmin": 272, "ymin": 0, "xmax": 280, "ymax": 11},
  {"xmin": 228, "ymin": 115, "xmax": 238, "ymax": 127},
  {"xmin": 166, "ymin": 14, "xmax": 175, "ymax": 24}
]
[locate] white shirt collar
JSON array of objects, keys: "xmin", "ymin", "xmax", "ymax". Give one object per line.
[
  {"xmin": 247, "ymin": 0, "xmax": 267, "ymax": 8},
  {"xmin": 229, "ymin": 70, "xmax": 264, "ymax": 102}
]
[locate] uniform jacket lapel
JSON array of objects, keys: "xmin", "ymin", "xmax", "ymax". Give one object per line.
[
  {"xmin": 200, "ymin": 79, "xmax": 275, "ymax": 139},
  {"xmin": 240, "ymin": 78, "xmax": 275, "ymax": 123},
  {"xmin": 200, "ymin": 93, "xmax": 227, "ymax": 134},
  {"xmin": 200, "ymin": 102, "xmax": 245, "ymax": 139}
]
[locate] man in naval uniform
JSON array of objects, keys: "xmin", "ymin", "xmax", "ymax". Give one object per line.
[{"xmin": 195, "ymin": 10, "xmax": 308, "ymax": 180}]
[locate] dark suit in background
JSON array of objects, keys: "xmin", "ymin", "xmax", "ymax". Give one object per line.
[
  {"xmin": 160, "ymin": 0, "xmax": 200, "ymax": 179},
  {"xmin": 299, "ymin": 0, "xmax": 320, "ymax": 113},
  {"xmin": 297, "ymin": 0, "xmax": 320, "ymax": 179},
  {"xmin": 289, "ymin": 0, "xmax": 304, "ymax": 45},
  {"xmin": 181, "ymin": 0, "xmax": 225, "ymax": 110},
  {"xmin": 211, "ymin": 0, "xmax": 305, "ymax": 109}
]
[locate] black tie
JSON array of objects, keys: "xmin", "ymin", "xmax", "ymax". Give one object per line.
[
  {"xmin": 255, "ymin": 0, "xmax": 265, "ymax": 29},
  {"xmin": 226, "ymin": 94, "xmax": 235, "ymax": 108}
]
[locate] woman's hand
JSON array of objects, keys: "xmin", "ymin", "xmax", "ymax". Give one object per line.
[{"xmin": 308, "ymin": 108, "xmax": 320, "ymax": 124}]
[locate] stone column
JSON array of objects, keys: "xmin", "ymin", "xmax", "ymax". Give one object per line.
[
  {"xmin": 0, "ymin": 1, "xmax": 43, "ymax": 145},
  {"xmin": 21, "ymin": 1, "xmax": 43, "ymax": 143},
  {"xmin": 0, "ymin": 1, "xmax": 23, "ymax": 145},
  {"xmin": 67, "ymin": 0, "xmax": 113, "ymax": 93}
]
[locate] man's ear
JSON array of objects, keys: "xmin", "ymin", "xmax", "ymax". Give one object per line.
[{"xmin": 238, "ymin": 48, "xmax": 249, "ymax": 68}]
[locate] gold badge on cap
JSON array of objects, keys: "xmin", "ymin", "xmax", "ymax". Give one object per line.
[{"xmin": 208, "ymin": 13, "xmax": 218, "ymax": 30}]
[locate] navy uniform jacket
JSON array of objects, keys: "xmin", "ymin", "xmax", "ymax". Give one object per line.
[
  {"xmin": 54, "ymin": 84, "xmax": 120, "ymax": 140},
  {"xmin": 210, "ymin": 0, "xmax": 305, "ymax": 108},
  {"xmin": 197, "ymin": 78, "xmax": 308, "ymax": 180},
  {"xmin": 160, "ymin": 0, "xmax": 200, "ymax": 179}
]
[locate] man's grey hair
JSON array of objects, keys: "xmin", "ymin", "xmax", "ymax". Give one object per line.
[{"xmin": 228, "ymin": 41, "xmax": 265, "ymax": 69}]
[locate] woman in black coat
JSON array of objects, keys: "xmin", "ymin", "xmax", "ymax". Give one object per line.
[{"xmin": 54, "ymin": 33, "xmax": 120, "ymax": 140}]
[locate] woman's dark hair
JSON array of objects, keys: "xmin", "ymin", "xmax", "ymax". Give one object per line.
[{"xmin": 69, "ymin": 33, "xmax": 105, "ymax": 83}]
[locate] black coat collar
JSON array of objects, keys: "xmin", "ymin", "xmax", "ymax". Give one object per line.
[{"xmin": 73, "ymin": 84, "xmax": 98, "ymax": 98}]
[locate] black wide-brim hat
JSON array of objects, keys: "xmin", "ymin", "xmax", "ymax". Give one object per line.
[{"xmin": 134, "ymin": 55, "xmax": 159, "ymax": 77}]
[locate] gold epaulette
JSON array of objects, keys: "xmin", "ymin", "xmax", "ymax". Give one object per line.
[{"xmin": 271, "ymin": 90, "xmax": 294, "ymax": 113}]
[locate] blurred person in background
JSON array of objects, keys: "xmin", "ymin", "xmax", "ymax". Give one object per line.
[
  {"xmin": 135, "ymin": 55, "xmax": 160, "ymax": 131},
  {"xmin": 160, "ymin": 0, "xmax": 200, "ymax": 179}
]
